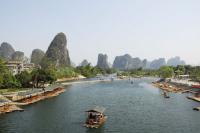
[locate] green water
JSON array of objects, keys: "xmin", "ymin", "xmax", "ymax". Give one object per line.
[{"xmin": 0, "ymin": 78, "xmax": 200, "ymax": 133}]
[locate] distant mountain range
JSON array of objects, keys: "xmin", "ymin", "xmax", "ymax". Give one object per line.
[
  {"xmin": 95, "ymin": 54, "xmax": 186, "ymax": 70},
  {"xmin": 0, "ymin": 42, "xmax": 25, "ymax": 61},
  {"xmin": 0, "ymin": 32, "xmax": 71, "ymax": 68},
  {"xmin": 94, "ymin": 53, "xmax": 186, "ymax": 70},
  {"xmin": 0, "ymin": 33, "xmax": 186, "ymax": 70}
]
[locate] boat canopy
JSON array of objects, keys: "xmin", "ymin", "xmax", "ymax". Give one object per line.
[{"xmin": 86, "ymin": 106, "xmax": 106, "ymax": 114}]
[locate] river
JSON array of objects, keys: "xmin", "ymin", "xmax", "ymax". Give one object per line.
[{"xmin": 0, "ymin": 78, "xmax": 200, "ymax": 133}]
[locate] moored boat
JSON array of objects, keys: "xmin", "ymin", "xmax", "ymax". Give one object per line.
[{"xmin": 192, "ymin": 85, "xmax": 200, "ymax": 89}]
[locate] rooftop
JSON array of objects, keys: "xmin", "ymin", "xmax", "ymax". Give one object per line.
[{"xmin": 86, "ymin": 106, "xmax": 106, "ymax": 114}]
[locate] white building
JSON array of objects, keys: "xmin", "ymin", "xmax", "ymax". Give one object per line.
[{"xmin": 6, "ymin": 61, "xmax": 36, "ymax": 75}]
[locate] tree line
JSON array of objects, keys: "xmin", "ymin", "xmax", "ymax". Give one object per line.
[
  {"xmin": 0, "ymin": 58, "xmax": 57, "ymax": 89},
  {"xmin": 0, "ymin": 58, "xmax": 116, "ymax": 89},
  {"xmin": 118, "ymin": 65, "xmax": 200, "ymax": 81},
  {"xmin": 2, "ymin": 55, "xmax": 200, "ymax": 89}
]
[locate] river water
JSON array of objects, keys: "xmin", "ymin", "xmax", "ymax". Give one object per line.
[{"xmin": 0, "ymin": 78, "xmax": 200, "ymax": 133}]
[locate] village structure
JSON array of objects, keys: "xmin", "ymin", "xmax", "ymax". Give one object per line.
[{"xmin": 5, "ymin": 61, "xmax": 37, "ymax": 75}]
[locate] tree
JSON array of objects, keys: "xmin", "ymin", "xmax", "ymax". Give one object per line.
[
  {"xmin": 56, "ymin": 67, "xmax": 77, "ymax": 78},
  {"xmin": 0, "ymin": 58, "xmax": 21, "ymax": 89},
  {"xmin": 75, "ymin": 64, "xmax": 104, "ymax": 78},
  {"xmin": 15, "ymin": 71, "xmax": 32, "ymax": 88},
  {"xmin": 159, "ymin": 66, "xmax": 174, "ymax": 79},
  {"xmin": 174, "ymin": 65, "xmax": 186, "ymax": 76},
  {"xmin": 2, "ymin": 72, "xmax": 21, "ymax": 88},
  {"xmin": 184, "ymin": 65, "xmax": 193, "ymax": 75},
  {"xmin": 31, "ymin": 68, "xmax": 57, "ymax": 88},
  {"xmin": 45, "ymin": 68, "xmax": 57, "ymax": 84},
  {"xmin": 0, "ymin": 58, "xmax": 5, "ymax": 86},
  {"xmin": 190, "ymin": 66, "xmax": 200, "ymax": 82}
]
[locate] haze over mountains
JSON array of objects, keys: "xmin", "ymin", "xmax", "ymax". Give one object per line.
[{"xmin": 0, "ymin": 32, "xmax": 187, "ymax": 70}]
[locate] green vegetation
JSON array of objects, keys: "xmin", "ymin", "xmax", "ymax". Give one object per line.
[
  {"xmin": 0, "ymin": 57, "xmax": 58, "ymax": 89},
  {"xmin": 0, "ymin": 58, "xmax": 116, "ymax": 89},
  {"xmin": 187, "ymin": 66, "xmax": 200, "ymax": 81},
  {"xmin": 0, "ymin": 58, "xmax": 21, "ymax": 89},
  {"xmin": 158, "ymin": 66, "xmax": 174, "ymax": 78},
  {"xmin": 117, "ymin": 65, "xmax": 200, "ymax": 81},
  {"xmin": 15, "ymin": 71, "xmax": 32, "ymax": 88},
  {"xmin": 75, "ymin": 64, "xmax": 104, "ymax": 78},
  {"xmin": 56, "ymin": 67, "xmax": 78, "ymax": 78},
  {"xmin": 31, "ymin": 68, "xmax": 57, "ymax": 88},
  {"xmin": 117, "ymin": 67, "xmax": 159, "ymax": 77}
]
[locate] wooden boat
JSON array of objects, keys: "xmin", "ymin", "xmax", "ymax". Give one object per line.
[
  {"xmin": 193, "ymin": 107, "xmax": 200, "ymax": 111},
  {"xmin": 192, "ymin": 85, "xmax": 200, "ymax": 89},
  {"xmin": 164, "ymin": 95, "xmax": 170, "ymax": 98},
  {"xmin": 84, "ymin": 106, "xmax": 107, "ymax": 128}
]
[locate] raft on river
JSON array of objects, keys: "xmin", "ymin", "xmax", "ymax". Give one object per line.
[{"xmin": 84, "ymin": 106, "xmax": 107, "ymax": 128}]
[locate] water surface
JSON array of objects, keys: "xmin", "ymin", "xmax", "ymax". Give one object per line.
[{"xmin": 0, "ymin": 78, "xmax": 200, "ymax": 133}]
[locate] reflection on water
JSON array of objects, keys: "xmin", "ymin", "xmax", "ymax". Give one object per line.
[{"xmin": 0, "ymin": 78, "xmax": 200, "ymax": 133}]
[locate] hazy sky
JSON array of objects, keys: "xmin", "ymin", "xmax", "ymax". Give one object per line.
[{"xmin": 0, "ymin": 0, "xmax": 200, "ymax": 65}]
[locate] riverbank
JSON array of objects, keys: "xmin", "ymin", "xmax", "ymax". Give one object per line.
[
  {"xmin": 0, "ymin": 95, "xmax": 24, "ymax": 114},
  {"xmin": 18, "ymin": 87, "xmax": 65, "ymax": 105},
  {"xmin": 152, "ymin": 78, "xmax": 200, "ymax": 93},
  {"xmin": 152, "ymin": 82, "xmax": 187, "ymax": 93},
  {"xmin": 1, "ymin": 76, "xmax": 124, "ymax": 114},
  {"xmin": 152, "ymin": 78, "xmax": 200, "ymax": 111},
  {"xmin": 0, "ymin": 85, "xmax": 65, "ymax": 114},
  {"xmin": 56, "ymin": 75, "xmax": 86, "ymax": 82},
  {"xmin": 0, "ymin": 104, "xmax": 23, "ymax": 114}
]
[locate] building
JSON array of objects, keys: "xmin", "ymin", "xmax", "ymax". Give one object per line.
[
  {"xmin": 6, "ymin": 61, "xmax": 36, "ymax": 75},
  {"xmin": 23, "ymin": 63, "xmax": 35, "ymax": 72},
  {"xmin": 6, "ymin": 61, "xmax": 23, "ymax": 75}
]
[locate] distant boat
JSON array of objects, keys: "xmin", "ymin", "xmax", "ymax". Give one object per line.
[
  {"xmin": 163, "ymin": 91, "xmax": 170, "ymax": 98},
  {"xmin": 84, "ymin": 106, "xmax": 107, "ymax": 128}
]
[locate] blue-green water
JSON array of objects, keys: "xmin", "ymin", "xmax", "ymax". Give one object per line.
[{"xmin": 0, "ymin": 78, "xmax": 200, "ymax": 133}]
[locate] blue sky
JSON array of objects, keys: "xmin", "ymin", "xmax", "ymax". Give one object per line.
[{"xmin": 0, "ymin": 0, "xmax": 200, "ymax": 65}]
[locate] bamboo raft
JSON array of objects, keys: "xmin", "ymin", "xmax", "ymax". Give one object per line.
[{"xmin": 84, "ymin": 106, "xmax": 107, "ymax": 129}]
